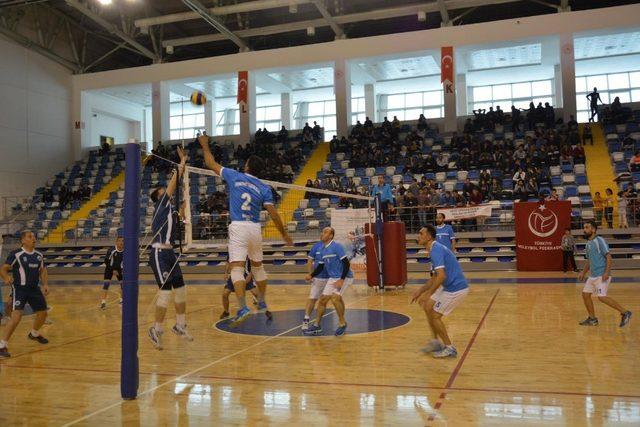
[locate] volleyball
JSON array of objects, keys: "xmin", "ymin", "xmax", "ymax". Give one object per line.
[{"xmin": 190, "ymin": 90, "xmax": 206, "ymax": 105}]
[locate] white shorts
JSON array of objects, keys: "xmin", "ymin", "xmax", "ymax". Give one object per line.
[
  {"xmin": 309, "ymin": 278, "xmax": 328, "ymax": 299},
  {"xmin": 430, "ymin": 287, "xmax": 469, "ymax": 316},
  {"xmin": 583, "ymin": 276, "xmax": 611, "ymax": 297},
  {"xmin": 323, "ymin": 277, "xmax": 354, "ymax": 296},
  {"xmin": 228, "ymin": 221, "xmax": 263, "ymax": 263}
]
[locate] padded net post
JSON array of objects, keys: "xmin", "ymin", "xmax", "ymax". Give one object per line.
[{"xmin": 121, "ymin": 141, "xmax": 140, "ymax": 400}]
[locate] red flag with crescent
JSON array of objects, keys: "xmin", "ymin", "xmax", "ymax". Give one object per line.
[
  {"xmin": 441, "ymin": 47, "xmax": 454, "ymax": 84},
  {"xmin": 237, "ymin": 71, "xmax": 248, "ymax": 104}
]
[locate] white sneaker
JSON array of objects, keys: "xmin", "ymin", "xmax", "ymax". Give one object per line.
[
  {"xmin": 420, "ymin": 339, "xmax": 445, "ymax": 354},
  {"xmin": 433, "ymin": 345, "xmax": 458, "ymax": 359},
  {"xmin": 302, "ymin": 319, "xmax": 310, "ymax": 331},
  {"xmin": 148, "ymin": 327, "xmax": 163, "ymax": 350},
  {"xmin": 172, "ymin": 324, "xmax": 194, "ymax": 342}
]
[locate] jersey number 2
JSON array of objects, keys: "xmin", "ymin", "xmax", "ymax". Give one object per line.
[{"xmin": 241, "ymin": 193, "xmax": 252, "ymax": 211}]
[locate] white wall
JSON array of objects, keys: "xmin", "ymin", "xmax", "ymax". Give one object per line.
[
  {"xmin": 83, "ymin": 92, "xmax": 144, "ymax": 153},
  {"xmin": 0, "ymin": 36, "xmax": 71, "ymax": 211}
]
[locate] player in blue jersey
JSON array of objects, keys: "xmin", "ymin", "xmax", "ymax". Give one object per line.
[
  {"xmin": 578, "ymin": 220, "xmax": 632, "ymax": 327},
  {"xmin": 198, "ymin": 135, "xmax": 292, "ymax": 326},
  {"xmin": 304, "ymin": 227, "xmax": 353, "ymax": 336},
  {"xmin": 0, "ymin": 231, "xmax": 49, "ymax": 358},
  {"xmin": 147, "ymin": 146, "xmax": 193, "ymax": 350},
  {"xmin": 302, "ymin": 239, "xmax": 329, "ymax": 331},
  {"xmin": 100, "ymin": 236, "xmax": 124, "ymax": 309},
  {"xmin": 435, "ymin": 213, "xmax": 456, "ymax": 252},
  {"xmin": 412, "ymin": 224, "xmax": 469, "ymax": 358},
  {"xmin": 219, "ymin": 256, "xmax": 269, "ymax": 320}
]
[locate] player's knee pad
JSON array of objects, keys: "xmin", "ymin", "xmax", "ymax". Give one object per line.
[
  {"xmin": 156, "ymin": 290, "xmax": 172, "ymax": 308},
  {"xmin": 174, "ymin": 286, "xmax": 186, "ymax": 304},
  {"xmin": 230, "ymin": 266, "xmax": 245, "ymax": 284},
  {"xmin": 252, "ymin": 265, "xmax": 268, "ymax": 282}
]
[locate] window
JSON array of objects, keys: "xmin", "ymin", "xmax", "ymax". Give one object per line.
[
  {"xmin": 575, "ymin": 69, "xmax": 640, "ymax": 122},
  {"xmin": 295, "ymin": 99, "xmax": 336, "ymax": 139},
  {"xmin": 378, "ymin": 90, "xmax": 445, "ymax": 122},
  {"xmin": 351, "ymin": 97, "xmax": 365, "ymax": 125},
  {"xmin": 215, "ymin": 108, "xmax": 239, "ymax": 136},
  {"xmin": 469, "ymin": 79, "xmax": 554, "ymax": 113},
  {"xmin": 256, "ymin": 105, "xmax": 281, "ymax": 132},
  {"xmin": 169, "ymin": 101, "xmax": 205, "ymax": 140}
]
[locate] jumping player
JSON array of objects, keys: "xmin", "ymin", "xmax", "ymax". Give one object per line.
[
  {"xmin": 147, "ymin": 146, "xmax": 193, "ymax": 350},
  {"xmin": 100, "ymin": 236, "xmax": 124, "ymax": 309},
  {"xmin": 304, "ymin": 227, "xmax": 352, "ymax": 336},
  {"xmin": 302, "ymin": 238, "xmax": 328, "ymax": 331},
  {"xmin": 198, "ymin": 135, "xmax": 292, "ymax": 326},
  {"xmin": 220, "ymin": 256, "xmax": 270, "ymax": 320},
  {"xmin": 578, "ymin": 220, "xmax": 632, "ymax": 327},
  {"xmin": 0, "ymin": 231, "xmax": 49, "ymax": 358},
  {"xmin": 412, "ymin": 225, "xmax": 469, "ymax": 358}
]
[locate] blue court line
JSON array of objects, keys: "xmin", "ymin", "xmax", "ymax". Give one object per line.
[{"xmin": 46, "ymin": 277, "xmax": 640, "ymax": 286}]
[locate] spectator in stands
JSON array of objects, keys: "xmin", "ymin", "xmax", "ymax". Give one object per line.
[
  {"xmin": 59, "ymin": 184, "xmax": 70, "ymax": 210},
  {"xmin": 568, "ymin": 115, "xmax": 578, "ymax": 132},
  {"xmin": 573, "ymin": 143, "xmax": 586, "ymax": 164},
  {"xmin": 610, "ymin": 96, "xmax": 627, "ymax": 124},
  {"xmin": 100, "ymin": 140, "xmax": 111, "ymax": 155},
  {"xmin": 42, "ymin": 187, "xmax": 53, "ymax": 204},
  {"xmin": 525, "ymin": 178, "xmax": 539, "ymax": 199},
  {"xmin": 618, "ymin": 187, "xmax": 631, "ymax": 229},
  {"xmin": 514, "ymin": 180, "xmax": 527, "ymax": 202},
  {"xmin": 526, "ymin": 102, "xmax": 536, "ymax": 130},
  {"xmin": 436, "ymin": 153, "xmax": 448, "ymax": 172},
  {"xmin": 462, "ymin": 178, "xmax": 475, "ymax": 198},
  {"xmin": 546, "ymin": 188, "xmax": 560, "ymax": 201},
  {"xmin": 439, "ymin": 190, "xmax": 454, "ymax": 207},
  {"xmin": 417, "ymin": 114, "xmax": 428, "ymax": 131},
  {"xmin": 586, "ymin": 87, "xmax": 603, "ymax": 122},
  {"xmin": 511, "ymin": 105, "xmax": 522, "ymax": 132},
  {"xmin": 629, "ymin": 151, "xmax": 640, "ymax": 172},
  {"xmin": 512, "ymin": 167, "xmax": 526, "ymax": 184},
  {"xmin": 582, "ymin": 123, "xmax": 593, "ymax": 145},
  {"xmin": 604, "ymin": 188, "xmax": 614, "ymax": 228},
  {"xmin": 544, "ymin": 102, "xmax": 555, "ymax": 128},
  {"xmin": 312, "ymin": 121, "xmax": 322, "ymax": 141},
  {"xmin": 371, "ymin": 176, "xmax": 394, "ymax": 221},
  {"xmin": 489, "ymin": 178, "xmax": 503, "ymax": 200},
  {"xmin": 278, "ymin": 126, "xmax": 288, "ymax": 144},
  {"xmin": 592, "ymin": 191, "xmax": 604, "ymax": 227}
]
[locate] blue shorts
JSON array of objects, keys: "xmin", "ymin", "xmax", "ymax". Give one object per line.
[
  {"xmin": 12, "ymin": 285, "xmax": 47, "ymax": 312},
  {"xmin": 149, "ymin": 248, "xmax": 185, "ymax": 291},
  {"xmin": 224, "ymin": 277, "xmax": 256, "ymax": 292}
]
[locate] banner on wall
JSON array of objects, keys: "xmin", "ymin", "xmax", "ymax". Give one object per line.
[
  {"xmin": 515, "ymin": 201, "xmax": 572, "ymax": 271},
  {"xmin": 441, "ymin": 46, "xmax": 454, "ymax": 91},
  {"xmin": 237, "ymin": 71, "xmax": 248, "ymax": 109},
  {"xmin": 437, "ymin": 204, "xmax": 493, "ymax": 221},
  {"xmin": 331, "ymin": 208, "xmax": 375, "ymax": 272}
]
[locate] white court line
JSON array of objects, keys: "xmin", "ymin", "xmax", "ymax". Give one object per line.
[{"xmin": 63, "ymin": 292, "xmax": 369, "ymax": 426}]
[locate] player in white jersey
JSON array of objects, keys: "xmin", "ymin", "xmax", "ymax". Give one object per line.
[{"xmin": 198, "ymin": 135, "xmax": 292, "ymax": 325}]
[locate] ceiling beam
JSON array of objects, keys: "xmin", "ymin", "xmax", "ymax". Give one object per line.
[
  {"xmin": 163, "ymin": 0, "xmax": 520, "ymax": 48},
  {"xmin": 181, "ymin": 0, "xmax": 249, "ymax": 50},
  {"xmin": 0, "ymin": 24, "xmax": 78, "ymax": 71},
  {"xmin": 64, "ymin": 0, "xmax": 157, "ymax": 61},
  {"xmin": 135, "ymin": 0, "xmax": 311, "ymax": 29},
  {"xmin": 437, "ymin": 0, "xmax": 451, "ymax": 26},
  {"xmin": 83, "ymin": 42, "xmax": 126, "ymax": 72},
  {"xmin": 350, "ymin": 64, "xmax": 377, "ymax": 85},
  {"xmin": 310, "ymin": 0, "xmax": 344, "ymax": 38},
  {"xmin": 254, "ymin": 73, "xmax": 291, "ymax": 94}
]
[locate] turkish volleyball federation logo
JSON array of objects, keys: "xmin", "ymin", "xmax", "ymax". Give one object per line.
[{"xmin": 527, "ymin": 204, "xmax": 558, "ymax": 238}]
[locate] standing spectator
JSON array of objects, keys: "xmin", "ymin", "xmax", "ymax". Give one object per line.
[
  {"xmin": 629, "ymin": 151, "xmax": 640, "ymax": 172},
  {"xmin": 593, "ymin": 191, "xmax": 604, "ymax": 227},
  {"xmin": 586, "ymin": 87, "xmax": 603, "ymax": 122},
  {"xmin": 561, "ymin": 228, "xmax": 579, "ymax": 273},
  {"xmin": 511, "ymin": 105, "xmax": 522, "ymax": 132},
  {"xmin": 604, "ymin": 188, "xmax": 614, "ymax": 228},
  {"xmin": 371, "ymin": 176, "xmax": 394, "ymax": 222},
  {"xmin": 618, "ymin": 188, "xmax": 630, "ymax": 229}
]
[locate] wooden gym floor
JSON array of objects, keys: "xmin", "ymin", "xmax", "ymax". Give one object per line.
[{"xmin": 0, "ymin": 270, "xmax": 638, "ymax": 426}]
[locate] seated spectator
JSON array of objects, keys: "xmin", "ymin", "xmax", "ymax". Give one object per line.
[
  {"xmin": 573, "ymin": 143, "xmax": 586, "ymax": 164},
  {"xmin": 546, "ymin": 188, "xmax": 560, "ymax": 201},
  {"xmin": 630, "ymin": 151, "xmax": 640, "ymax": 172},
  {"xmin": 525, "ymin": 178, "xmax": 539, "ymax": 199},
  {"xmin": 582, "ymin": 123, "xmax": 593, "ymax": 145},
  {"xmin": 439, "ymin": 190, "xmax": 455, "ymax": 207},
  {"xmin": 514, "ymin": 180, "xmax": 528, "ymax": 202},
  {"xmin": 436, "ymin": 153, "xmax": 449, "ymax": 172},
  {"xmin": 100, "ymin": 140, "xmax": 111, "ymax": 155},
  {"xmin": 567, "ymin": 115, "xmax": 578, "ymax": 132},
  {"xmin": 417, "ymin": 114, "xmax": 428, "ymax": 131},
  {"xmin": 512, "ymin": 167, "xmax": 526, "ymax": 184},
  {"xmin": 489, "ymin": 178, "xmax": 503, "ymax": 200}
]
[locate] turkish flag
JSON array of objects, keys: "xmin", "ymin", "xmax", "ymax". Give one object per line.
[
  {"xmin": 441, "ymin": 46, "xmax": 454, "ymax": 84},
  {"xmin": 237, "ymin": 71, "xmax": 248, "ymax": 105},
  {"xmin": 515, "ymin": 201, "xmax": 572, "ymax": 271}
]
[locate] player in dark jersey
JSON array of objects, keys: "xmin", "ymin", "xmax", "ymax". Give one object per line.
[
  {"xmin": 219, "ymin": 256, "xmax": 270, "ymax": 320},
  {"xmin": 198, "ymin": 135, "xmax": 292, "ymax": 326},
  {"xmin": 100, "ymin": 236, "xmax": 124, "ymax": 309},
  {"xmin": 147, "ymin": 146, "xmax": 193, "ymax": 350},
  {"xmin": 0, "ymin": 230, "xmax": 49, "ymax": 358}
]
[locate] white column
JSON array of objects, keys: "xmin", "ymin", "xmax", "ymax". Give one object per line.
[
  {"xmin": 204, "ymin": 100, "xmax": 215, "ymax": 136},
  {"xmin": 455, "ymin": 74, "xmax": 467, "ymax": 116},
  {"xmin": 151, "ymin": 81, "xmax": 170, "ymax": 143},
  {"xmin": 281, "ymin": 92, "xmax": 291, "ymax": 129},
  {"xmin": 334, "ymin": 58, "xmax": 352, "ymax": 138},
  {"xmin": 559, "ymin": 33, "xmax": 577, "ymax": 122},
  {"xmin": 364, "ymin": 83, "xmax": 376, "ymax": 122},
  {"xmin": 72, "ymin": 89, "xmax": 91, "ymax": 161},
  {"xmin": 443, "ymin": 79, "xmax": 457, "ymax": 133},
  {"xmin": 554, "ymin": 64, "xmax": 563, "ymax": 108},
  {"xmin": 240, "ymin": 71, "xmax": 257, "ymax": 141}
]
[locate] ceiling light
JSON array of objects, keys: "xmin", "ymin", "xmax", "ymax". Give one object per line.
[
  {"xmin": 289, "ymin": 3, "xmax": 297, "ymax": 13},
  {"xmin": 306, "ymin": 26, "xmax": 315, "ymax": 36},
  {"xmin": 97, "ymin": 0, "xmax": 112, "ymax": 5},
  {"xmin": 417, "ymin": 11, "xmax": 426, "ymax": 22},
  {"xmin": 400, "ymin": 68, "xmax": 408, "ymax": 73},
  {"xmin": 166, "ymin": 45, "xmax": 174, "ymax": 54}
]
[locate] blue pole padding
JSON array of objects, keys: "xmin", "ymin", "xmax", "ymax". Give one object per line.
[{"xmin": 121, "ymin": 142, "xmax": 140, "ymax": 400}]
